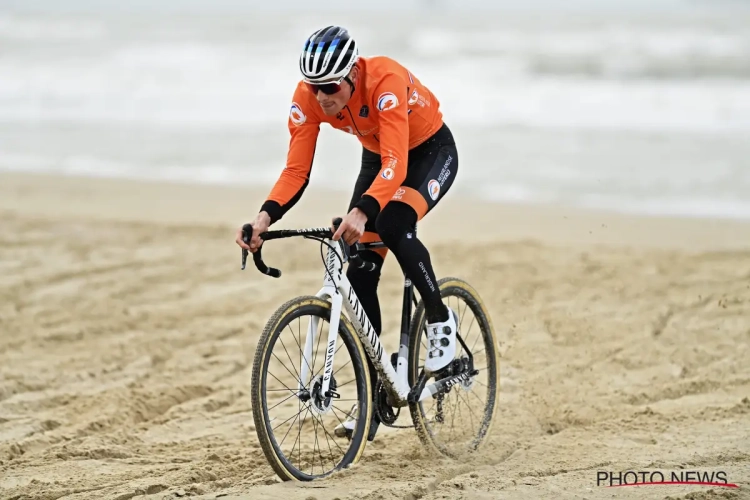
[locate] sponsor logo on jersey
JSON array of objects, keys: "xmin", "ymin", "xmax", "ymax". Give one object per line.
[
  {"xmin": 408, "ymin": 89, "xmax": 419, "ymax": 105},
  {"xmin": 427, "ymin": 179, "xmax": 440, "ymax": 200},
  {"xmin": 289, "ymin": 102, "xmax": 306, "ymax": 126},
  {"xmin": 408, "ymin": 88, "xmax": 430, "ymax": 108},
  {"xmin": 381, "ymin": 167, "xmax": 395, "ymax": 180},
  {"xmin": 377, "ymin": 92, "xmax": 399, "ymax": 111},
  {"xmin": 437, "ymin": 155, "xmax": 453, "ymax": 185}
]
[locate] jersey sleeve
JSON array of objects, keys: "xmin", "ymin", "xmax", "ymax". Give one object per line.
[
  {"xmin": 353, "ymin": 72, "xmax": 409, "ymax": 221},
  {"xmin": 260, "ymin": 86, "xmax": 320, "ymax": 224}
]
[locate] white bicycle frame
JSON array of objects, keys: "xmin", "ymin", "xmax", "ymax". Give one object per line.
[{"xmin": 297, "ymin": 238, "xmax": 466, "ymax": 408}]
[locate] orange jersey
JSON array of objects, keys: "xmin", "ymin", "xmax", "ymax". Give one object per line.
[{"xmin": 261, "ymin": 55, "xmax": 444, "ymax": 223}]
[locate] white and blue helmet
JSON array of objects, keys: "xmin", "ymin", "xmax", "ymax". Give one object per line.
[{"xmin": 299, "ymin": 26, "xmax": 359, "ymax": 84}]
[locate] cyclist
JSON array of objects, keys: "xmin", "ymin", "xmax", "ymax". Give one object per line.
[{"xmin": 235, "ymin": 25, "xmax": 459, "ymax": 440}]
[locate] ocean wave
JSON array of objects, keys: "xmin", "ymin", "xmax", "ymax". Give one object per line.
[
  {"xmin": 0, "ymin": 14, "xmax": 106, "ymax": 41},
  {"xmin": 408, "ymin": 28, "xmax": 750, "ymax": 79},
  {"xmin": 467, "ymin": 183, "xmax": 750, "ymax": 220},
  {"xmin": 1, "ymin": 12, "xmax": 749, "ymax": 133},
  {"xmin": 0, "ymin": 152, "xmax": 282, "ymax": 186}
]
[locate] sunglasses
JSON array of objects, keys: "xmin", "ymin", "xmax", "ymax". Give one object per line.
[
  {"xmin": 305, "ymin": 75, "xmax": 355, "ymax": 96},
  {"xmin": 305, "ymin": 81, "xmax": 343, "ymax": 95}
]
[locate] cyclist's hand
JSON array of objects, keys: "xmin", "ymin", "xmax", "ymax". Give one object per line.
[
  {"xmin": 332, "ymin": 208, "xmax": 367, "ymax": 245},
  {"xmin": 236, "ymin": 212, "xmax": 271, "ymax": 253}
]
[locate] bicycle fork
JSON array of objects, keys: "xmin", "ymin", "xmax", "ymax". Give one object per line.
[{"xmin": 298, "ymin": 290, "xmax": 343, "ymax": 401}]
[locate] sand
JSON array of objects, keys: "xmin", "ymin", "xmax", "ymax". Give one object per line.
[{"xmin": 1, "ymin": 171, "xmax": 749, "ymax": 500}]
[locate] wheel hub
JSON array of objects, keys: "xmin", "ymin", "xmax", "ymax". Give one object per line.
[{"xmin": 309, "ymin": 374, "xmax": 338, "ymax": 415}]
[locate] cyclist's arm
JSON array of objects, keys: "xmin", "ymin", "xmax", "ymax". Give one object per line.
[
  {"xmin": 353, "ymin": 73, "xmax": 409, "ymax": 221},
  {"xmin": 260, "ymin": 91, "xmax": 321, "ymax": 224}
]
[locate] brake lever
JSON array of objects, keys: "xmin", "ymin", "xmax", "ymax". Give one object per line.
[
  {"xmin": 331, "ymin": 217, "xmax": 348, "ymax": 258},
  {"xmin": 331, "ymin": 217, "xmax": 379, "ymax": 272},
  {"xmin": 241, "ymin": 223, "xmax": 252, "ymax": 270}
]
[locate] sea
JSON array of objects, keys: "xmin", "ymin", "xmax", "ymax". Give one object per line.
[{"xmin": 1, "ymin": 0, "xmax": 749, "ymax": 219}]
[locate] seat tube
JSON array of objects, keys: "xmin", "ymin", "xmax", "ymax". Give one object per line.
[{"xmin": 396, "ymin": 274, "xmax": 412, "ymax": 386}]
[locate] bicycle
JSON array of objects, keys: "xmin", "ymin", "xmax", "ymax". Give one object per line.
[{"xmin": 243, "ymin": 219, "xmax": 499, "ymax": 482}]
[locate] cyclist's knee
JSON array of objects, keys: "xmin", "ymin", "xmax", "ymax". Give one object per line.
[{"xmin": 375, "ymin": 202, "xmax": 417, "ymax": 249}]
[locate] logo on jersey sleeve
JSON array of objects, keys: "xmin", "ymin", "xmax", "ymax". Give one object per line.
[
  {"xmin": 408, "ymin": 88, "xmax": 430, "ymax": 108},
  {"xmin": 381, "ymin": 167, "xmax": 395, "ymax": 180},
  {"xmin": 377, "ymin": 92, "xmax": 399, "ymax": 112},
  {"xmin": 427, "ymin": 179, "xmax": 440, "ymax": 200},
  {"xmin": 289, "ymin": 102, "xmax": 306, "ymax": 126}
]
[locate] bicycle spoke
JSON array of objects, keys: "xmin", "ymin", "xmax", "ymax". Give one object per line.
[
  {"xmin": 277, "ymin": 336, "xmax": 302, "ymax": 383},
  {"xmin": 460, "ymin": 314, "xmax": 477, "ymax": 353},
  {"xmin": 278, "ymin": 403, "xmax": 307, "ymax": 448},
  {"xmin": 268, "ymin": 390, "xmax": 301, "ymax": 413},
  {"xmin": 318, "ymin": 412, "xmax": 337, "ymax": 470},
  {"xmin": 457, "ymin": 390, "xmax": 478, "ymax": 436},
  {"xmin": 459, "ymin": 299, "xmax": 469, "ymax": 331},
  {"xmin": 288, "ymin": 322, "xmax": 314, "ymax": 384},
  {"xmin": 310, "ymin": 315, "xmax": 325, "ymax": 379},
  {"xmin": 267, "ymin": 370, "xmax": 298, "ymax": 394},
  {"xmin": 332, "ymin": 357, "xmax": 352, "ymax": 377},
  {"xmin": 311, "ymin": 415, "xmax": 322, "ymax": 476},
  {"xmin": 469, "ymin": 387, "xmax": 488, "ymax": 409},
  {"xmin": 272, "ymin": 406, "xmax": 303, "ymax": 433},
  {"xmin": 448, "ymin": 389, "xmax": 460, "ymax": 440},
  {"xmin": 270, "ymin": 352, "xmax": 303, "ymax": 389},
  {"xmin": 328, "ymin": 404, "xmax": 350, "ymax": 429},
  {"xmin": 252, "ymin": 294, "xmax": 379, "ymax": 480},
  {"xmin": 413, "ymin": 284, "xmax": 497, "ymax": 459},
  {"xmin": 308, "ymin": 411, "xmax": 346, "ymax": 454},
  {"xmin": 335, "ymin": 378, "xmax": 356, "ymax": 388}
]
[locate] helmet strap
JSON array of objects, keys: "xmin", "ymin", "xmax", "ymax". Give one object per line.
[{"xmin": 344, "ymin": 76, "xmax": 355, "ymax": 95}]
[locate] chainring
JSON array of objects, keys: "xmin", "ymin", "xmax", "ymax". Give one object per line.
[{"xmin": 375, "ymin": 380, "xmax": 412, "ymax": 428}]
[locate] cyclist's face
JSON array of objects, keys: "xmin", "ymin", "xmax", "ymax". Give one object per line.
[{"xmin": 311, "ymin": 68, "xmax": 357, "ymax": 116}]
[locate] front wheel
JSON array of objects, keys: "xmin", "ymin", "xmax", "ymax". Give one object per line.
[
  {"xmin": 407, "ymin": 277, "xmax": 499, "ymax": 458},
  {"xmin": 251, "ymin": 295, "xmax": 372, "ymax": 481}
]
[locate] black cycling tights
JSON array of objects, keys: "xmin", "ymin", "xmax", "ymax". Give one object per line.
[{"xmin": 347, "ymin": 201, "xmax": 448, "ymax": 340}]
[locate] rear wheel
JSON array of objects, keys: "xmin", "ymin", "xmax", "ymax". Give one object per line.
[
  {"xmin": 407, "ymin": 278, "xmax": 499, "ymax": 458},
  {"xmin": 251, "ymin": 295, "xmax": 372, "ymax": 480}
]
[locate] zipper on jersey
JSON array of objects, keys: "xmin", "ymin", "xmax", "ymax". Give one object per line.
[{"xmin": 343, "ymin": 105, "xmax": 365, "ymax": 137}]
